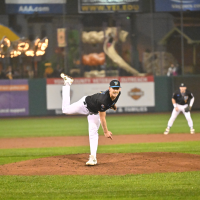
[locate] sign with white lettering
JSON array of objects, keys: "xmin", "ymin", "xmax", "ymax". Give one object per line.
[
  {"xmin": 78, "ymin": 0, "xmax": 142, "ymax": 13},
  {"xmin": 5, "ymin": 0, "xmax": 66, "ymax": 14},
  {"xmin": 155, "ymin": 0, "xmax": 200, "ymax": 12}
]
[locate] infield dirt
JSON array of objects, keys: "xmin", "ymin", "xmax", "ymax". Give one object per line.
[{"xmin": 0, "ymin": 133, "xmax": 200, "ymax": 175}]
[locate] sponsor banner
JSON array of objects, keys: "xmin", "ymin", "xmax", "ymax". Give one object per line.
[
  {"xmin": 46, "ymin": 76, "xmax": 153, "ymax": 85},
  {"xmin": 0, "ymin": 79, "xmax": 29, "ymax": 116},
  {"xmin": 78, "ymin": 0, "xmax": 141, "ymax": 13},
  {"xmin": 155, "ymin": 0, "xmax": 200, "ymax": 12},
  {"xmin": 46, "ymin": 76, "xmax": 155, "ymax": 113},
  {"xmin": 5, "ymin": 0, "xmax": 66, "ymax": 14},
  {"xmin": 106, "ymin": 106, "xmax": 155, "ymax": 113}
]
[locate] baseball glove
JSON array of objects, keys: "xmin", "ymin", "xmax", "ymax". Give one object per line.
[{"xmin": 184, "ymin": 106, "xmax": 191, "ymax": 112}]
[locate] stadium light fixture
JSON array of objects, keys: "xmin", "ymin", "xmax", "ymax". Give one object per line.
[
  {"xmin": 0, "ymin": 36, "xmax": 11, "ymax": 57},
  {"xmin": 25, "ymin": 37, "xmax": 48, "ymax": 57},
  {"xmin": 16, "ymin": 38, "xmax": 30, "ymax": 52},
  {"xmin": 10, "ymin": 50, "xmax": 21, "ymax": 58},
  {"xmin": 35, "ymin": 37, "xmax": 48, "ymax": 56},
  {"xmin": 25, "ymin": 37, "xmax": 39, "ymax": 57}
]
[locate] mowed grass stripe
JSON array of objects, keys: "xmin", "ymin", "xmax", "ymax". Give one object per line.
[
  {"xmin": 0, "ymin": 172, "xmax": 200, "ymax": 200},
  {"xmin": 0, "ymin": 112, "xmax": 200, "ymax": 138}
]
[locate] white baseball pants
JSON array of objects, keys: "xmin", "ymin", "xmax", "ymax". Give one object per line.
[
  {"xmin": 62, "ymin": 85, "xmax": 100, "ymax": 158},
  {"xmin": 167, "ymin": 104, "xmax": 193, "ymax": 128}
]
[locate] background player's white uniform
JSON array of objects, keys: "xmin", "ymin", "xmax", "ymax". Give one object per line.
[{"xmin": 164, "ymin": 83, "xmax": 195, "ymax": 134}]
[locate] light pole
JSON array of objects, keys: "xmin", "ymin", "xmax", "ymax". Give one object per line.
[
  {"xmin": 150, "ymin": 0, "xmax": 155, "ymax": 75},
  {"xmin": 180, "ymin": 0, "xmax": 184, "ymax": 75},
  {"xmin": 63, "ymin": 1, "xmax": 67, "ymax": 74}
]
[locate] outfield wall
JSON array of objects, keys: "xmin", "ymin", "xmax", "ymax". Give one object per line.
[
  {"xmin": 0, "ymin": 76, "xmax": 199, "ymax": 117},
  {"xmin": 154, "ymin": 76, "xmax": 173, "ymax": 112}
]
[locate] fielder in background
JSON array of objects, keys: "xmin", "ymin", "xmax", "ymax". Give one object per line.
[
  {"xmin": 60, "ymin": 73, "xmax": 121, "ymax": 165},
  {"xmin": 164, "ymin": 83, "xmax": 195, "ymax": 135}
]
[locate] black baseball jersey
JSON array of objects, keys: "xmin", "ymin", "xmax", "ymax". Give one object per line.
[
  {"xmin": 172, "ymin": 89, "xmax": 194, "ymax": 105},
  {"xmin": 85, "ymin": 90, "xmax": 121, "ymax": 114}
]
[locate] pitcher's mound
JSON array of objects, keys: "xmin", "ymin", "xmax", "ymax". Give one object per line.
[{"xmin": 1, "ymin": 152, "xmax": 200, "ymax": 176}]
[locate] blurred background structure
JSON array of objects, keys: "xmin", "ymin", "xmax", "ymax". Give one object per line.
[
  {"xmin": 2, "ymin": 0, "xmax": 200, "ymax": 78},
  {"xmin": 0, "ymin": 0, "xmax": 200, "ymax": 117}
]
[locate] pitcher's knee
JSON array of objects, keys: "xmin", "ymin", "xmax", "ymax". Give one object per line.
[
  {"xmin": 89, "ymin": 133, "xmax": 98, "ymax": 140},
  {"xmin": 62, "ymin": 108, "xmax": 72, "ymax": 115},
  {"xmin": 186, "ymin": 118, "xmax": 190, "ymax": 122},
  {"xmin": 89, "ymin": 127, "xmax": 98, "ymax": 137},
  {"xmin": 89, "ymin": 128, "xmax": 98, "ymax": 135}
]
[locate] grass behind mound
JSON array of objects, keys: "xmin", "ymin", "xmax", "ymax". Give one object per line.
[
  {"xmin": 0, "ymin": 112, "xmax": 200, "ymax": 138},
  {"xmin": 1, "ymin": 172, "xmax": 200, "ymax": 200}
]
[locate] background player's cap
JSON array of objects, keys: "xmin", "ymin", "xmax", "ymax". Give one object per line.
[
  {"xmin": 180, "ymin": 83, "xmax": 186, "ymax": 87},
  {"xmin": 110, "ymin": 80, "xmax": 121, "ymax": 88}
]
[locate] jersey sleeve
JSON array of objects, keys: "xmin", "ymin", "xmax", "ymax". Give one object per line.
[{"xmin": 172, "ymin": 92, "xmax": 176, "ymax": 99}]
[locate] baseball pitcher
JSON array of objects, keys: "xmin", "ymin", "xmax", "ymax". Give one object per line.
[
  {"xmin": 164, "ymin": 83, "xmax": 195, "ymax": 135},
  {"xmin": 60, "ymin": 73, "xmax": 121, "ymax": 165}
]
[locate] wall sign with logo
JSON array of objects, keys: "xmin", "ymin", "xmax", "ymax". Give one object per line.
[
  {"xmin": 5, "ymin": 0, "xmax": 66, "ymax": 14},
  {"xmin": 155, "ymin": 0, "xmax": 200, "ymax": 12},
  {"xmin": 46, "ymin": 76, "xmax": 155, "ymax": 114},
  {"xmin": 78, "ymin": 0, "xmax": 141, "ymax": 13}
]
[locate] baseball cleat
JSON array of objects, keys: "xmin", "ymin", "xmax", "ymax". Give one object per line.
[
  {"xmin": 190, "ymin": 128, "xmax": 195, "ymax": 134},
  {"xmin": 86, "ymin": 155, "xmax": 97, "ymax": 166},
  {"xmin": 164, "ymin": 128, "xmax": 170, "ymax": 135},
  {"xmin": 60, "ymin": 73, "xmax": 74, "ymax": 86}
]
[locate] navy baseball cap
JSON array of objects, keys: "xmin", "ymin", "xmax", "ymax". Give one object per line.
[
  {"xmin": 110, "ymin": 80, "xmax": 121, "ymax": 88},
  {"xmin": 180, "ymin": 83, "xmax": 186, "ymax": 87}
]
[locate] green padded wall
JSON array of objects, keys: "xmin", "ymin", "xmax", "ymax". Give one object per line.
[
  {"xmin": 154, "ymin": 76, "xmax": 173, "ymax": 112},
  {"xmin": 29, "ymin": 79, "xmax": 47, "ymax": 116}
]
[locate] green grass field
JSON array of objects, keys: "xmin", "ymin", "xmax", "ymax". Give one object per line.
[
  {"xmin": 0, "ymin": 112, "xmax": 200, "ymax": 200},
  {"xmin": 1, "ymin": 112, "xmax": 200, "ymax": 138}
]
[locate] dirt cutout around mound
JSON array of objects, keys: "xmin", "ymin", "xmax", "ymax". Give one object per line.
[
  {"xmin": 1, "ymin": 133, "xmax": 200, "ymax": 149},
  {"xmin": 1, "ymin": 134, "xmax": 200, "ymax": 176},
  {"xmin": 1, "ymin": 152, "xmax": 200, "ymax": 176}
]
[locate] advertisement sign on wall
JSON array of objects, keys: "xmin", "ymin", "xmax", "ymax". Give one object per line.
[
  {"xmin": 155, "ymin": 0, "xmax": 200, "ymax": 12},
  {"xmin": 0, "ymin": 79, "xmax": 29, "ymax": 116},
  {"xmin": 5, "ymin": 0, "xmax": 66, "ymax": 14},
  {"xmin": 46, "ymin": 76, "xmax": 155, "ymax": 114},
  {"xmin": 78, "ymin": 0, "xmax": 141, "ymax": 13}
]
